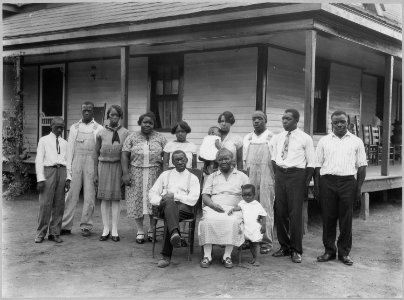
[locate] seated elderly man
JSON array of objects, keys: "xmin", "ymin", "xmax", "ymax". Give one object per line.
[
  {"xmin": 198, "ymin": 148, "xmax": 250, "ymax": 269},
  {"xmin": 149, "ymin": 150, "xmax": 200, "ymax": 268}
]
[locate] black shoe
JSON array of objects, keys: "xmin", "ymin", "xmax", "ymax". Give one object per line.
[
  {"xmin": 272, "ymin": 248, "xmax": 290, "ymax": 257},
  {"xmin": 170, "ymin": 232, "xmax": 181, "ymax": 248},
  {"xmin": 99, "ymin": 232, "xmax": 110, "ymax": 241},
  {"xmin": 111, "ymin": 236, "xmax": 120, "ymax": 242},
  {"xmin": 48, "ymin": 235, "xmax": 63, "ymax": 243},
  {"xmin": 338, "ymin": 255, "xmax": 353, "ymax": 266},
  {"xmin": 222, "ymin": 257, "xmax": 233, "ymax": 269},
  {"xmin": 60, "ymin": 229, "xmax": 71, "ymax": 236},
  {"xmin": 81, "ymin": 229, "xmax": 91, "ymax": 237},
  {"xmin": 291, "ymin": 251, "xmax": 302, "ymax": 263},
  {"xmin": 317, "ymin": 252, "xmax": 336, "ymax": 262}
]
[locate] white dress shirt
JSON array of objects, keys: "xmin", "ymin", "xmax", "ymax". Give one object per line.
[
  {"xmin": 315, "ymin": 131, "xmax": 368, "ymax": 176},
  {"xmin": 35, "ymin": 132, "xmax": 68, "ymax": 182},
  {"xmin": 149, "ymin": 169, "xmax": 200, "ymax": 207},
  {"xmin": 66, "ymin": 118, "xmax": 103, "ymax": 180},
  {"xmin": 242, "ymin": 128, "xmax": 274, "ymax": 162},
  {"xmin": 269, "ymin": 128, "xmax": 315, "ymax": 168}
]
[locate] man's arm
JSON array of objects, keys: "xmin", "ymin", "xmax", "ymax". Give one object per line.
[
  {"xmin": 35, "ymin": 138, "xmax": 46, "ymax": 192},
  {"xmin": 66, "ymin": 125, "xmax": 76, "ymax": 181},
  {"xmin": 355, "ymin": 166, "xmax": 367, "ymax": 206},
  {"xmin": 93, "ymin": 135, "xmax": 101, "ymax": 187}
]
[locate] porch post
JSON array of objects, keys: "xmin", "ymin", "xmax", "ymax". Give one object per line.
[
  {"xmin": 256, "ymin": 45, "xmax": 268, "ymax": 112},
  {"xmin": 381, "ymin": 55, "xmax": 394, "ymax": 176},
  {"xmin": 304, "ymin": 30, "xmax": 316, "ymax": 135},
  {"xmin": 120, "ymin": 46, "xmax": 129, "ymax": 129}
]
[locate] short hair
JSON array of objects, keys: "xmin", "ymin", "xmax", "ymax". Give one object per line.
[
  {"xmin": 331, "ymin": 110, "xmax": 347, "ymax": 119},
  {"xmin": 171, "ymin": 121, "xmax": 191, "ymax": 135},
  {"xmin": 241, "ymin": 184, "xmax": 256, "ymax": 194},
  {"xmin": 217, "ymin": 111, "xmax": 235, "ymax": 125},
  {"xmin": 106, "ymin": 105, "xmax": 123, "ymax": 119},
  {"xmin": 171, "ymin": 150, "xmax": 187, "ymax": 162},
  {"xmin": 81, "ymin": 101, "xmax": 95, "ymax": 109},
  {"xmin": 284, "ymin": 108, "xmax": 300, "ymax": 122},
  {"xmin": 138, "ymin": 111, "xmax": 156, "ymax": 126},
  {"xmin": 216, "ymin": 148, "xmax": 233, "ymax": 160}
]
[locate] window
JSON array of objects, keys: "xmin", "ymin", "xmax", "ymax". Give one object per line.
[
  {"xmin": 313, "ymin": 62, "xmax": 329, "ymax": 134},
  {"xmin": 149, "ymin": 54, "xmax": 184, "ymax": 131}
]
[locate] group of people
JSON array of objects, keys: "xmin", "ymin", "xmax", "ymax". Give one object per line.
[{"xmin": 35, "ymin": 102, "xmax": 367, "ymax": 269}]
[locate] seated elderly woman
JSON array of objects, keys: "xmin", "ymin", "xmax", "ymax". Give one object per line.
[{"xmin": 198, "ymin": 148, "xmax": 250, "ymax": 269}]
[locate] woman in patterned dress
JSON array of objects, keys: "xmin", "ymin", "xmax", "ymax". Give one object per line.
[
  {"xmin": 217, "ymin": 111, "xmax": 243, "ymax": 170},
  {"xmin": 162, "ymin": 120, "xmax": 197, "ymax": 171},
  {"xmin": 121, "ymin": 111, "xmax": 167, "ymax": 244},
  {"xmin": 94, "ymin": 105, "xmax": 129, "ymax": 242}
]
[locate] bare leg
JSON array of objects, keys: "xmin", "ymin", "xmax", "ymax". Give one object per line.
[
  {"xmin": 249, "ymin": 242, "xmax": 260, "ymax": 266},
  {"xmin": 135, "ymin": 216, "xmax": 144, "ymax": 235}
]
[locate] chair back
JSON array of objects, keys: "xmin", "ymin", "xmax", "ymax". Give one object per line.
[
  {"xmin": 371, "ymin": 126, "xmax": 381, "ymax": 145},
  {"xmin": 93, "ymin": 103, "xmax": 106, "ymax": 125},
  {"xmin": 362, "ymin": 124, "xmax": 371, "ymax": 145}
]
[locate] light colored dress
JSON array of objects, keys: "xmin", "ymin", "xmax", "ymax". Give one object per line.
[
  {"xmin": 220, "ymin": 132, "xmax": 243, "ymax": 164},
  {"xmin": 198, "ymin": 169, "xmax": 250, "ymax": 246},
  {"xmin": 243, "ymin": 129, "xmax": 275, "ymax": 248},
  {"xmin": 122, "ymin": 131, "xmax": 167, "ymax": 218},
  {"xmin": 97, "ymin": 126, "xmax": 129, "ymax": 201},
  {"xmin": 163, "ymin": 140, "xmax": 196, "ymax": 168},
  {"xmin": 238, "ymin": 200, "xmax": 267, "ymax": 242},
  {"xmin": 199, "ymin": 135, "xmax": 220, "ymax": 160}
]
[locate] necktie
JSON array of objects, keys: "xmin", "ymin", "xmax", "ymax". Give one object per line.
[
  {"xmin": 106, "ymin": 125, "xmax": 121, "ymax": 144},
  {"xmin": 281, "ymin": 131, "xmax": 291, "ymax": 160},
  {"xmin": 56, "ymin": 136, "xmax": 60, "ymax": 154}
]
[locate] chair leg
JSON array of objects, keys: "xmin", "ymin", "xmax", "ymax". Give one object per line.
[
  {"xmin": 152, "ymin": 219, "xmax": 158, "ymax": 259},
  {"xmin": 190, "ymin": 221, "xmax": 195, "ymax": 255}
]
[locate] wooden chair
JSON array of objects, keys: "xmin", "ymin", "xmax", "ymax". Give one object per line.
[
  {"xmin": 93, "ymin": 103, "xmax": 106, "ymax": 125},
  {"xmin": 362, "ymin": 124, "xmax": 378, "ymax": 165},
  {"xmin": 376, "ymin": 125, "xmax": 395, "ymax": 165},
  {"xmin": 152, "ymin": 168, "xmax": 203, "ymax": 261}
]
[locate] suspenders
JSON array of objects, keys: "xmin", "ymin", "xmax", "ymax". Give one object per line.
[{"xmin": 164, "ymin": 169, "xmax": 192, "ymax": 195}]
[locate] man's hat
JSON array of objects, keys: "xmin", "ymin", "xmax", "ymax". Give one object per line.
[{"xmin": 51, "ymin": 117, "xmax": 65, "ymax": 127}]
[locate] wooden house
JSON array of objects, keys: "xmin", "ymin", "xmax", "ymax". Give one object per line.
[{"xmin": 2, "ymin": 2, "xmax": 402, "ymax": 195}]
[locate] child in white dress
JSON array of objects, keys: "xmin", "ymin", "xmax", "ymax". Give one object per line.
[
  {"xmin": 198, "ymin": 126, "xmax": 221, "ymax": 175},
  {"xmin": 228, "ymin": 184, "xmax": 267, "ymax": 265}
]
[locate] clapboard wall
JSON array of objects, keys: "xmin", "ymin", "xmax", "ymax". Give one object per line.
[{"xmin": 183, "ymin": 48, "xmax": 257, "ymax": 148}]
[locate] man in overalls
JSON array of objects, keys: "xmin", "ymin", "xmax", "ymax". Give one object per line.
[
  {"xmin": 243, "ymin": 111, "xmax": 275, "ymax": 255},
  {"xmin": 61, "ymin": 101, "xmax": 103, "ymax": 237}
]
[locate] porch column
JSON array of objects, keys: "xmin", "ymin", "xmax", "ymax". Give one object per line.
[
  {"xmin": 256, "ymin": 45, "xmax": 268, "ymax": 112},
  {"xmin": 381, "ymin": 55, "xmax": 394, "ymax": 176},
  {"xmin": 15, "ymin": 56, "xmax": 24, "ymax": 157},
  {"xmin": 304, "ymin": 30, "xmax": 317, "ymax": 135},
  {"xmin": 120, "ymin": 46, "xmax": 129, "ymax": 129}
]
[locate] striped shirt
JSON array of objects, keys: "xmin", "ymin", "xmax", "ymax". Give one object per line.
[
  {"xmin": 315, "ymin": 131, "xmax": 368, "ymax": 176},
  {"xmin": 269, "ymin": 128, "xmax": 315, "ymax": 169}
]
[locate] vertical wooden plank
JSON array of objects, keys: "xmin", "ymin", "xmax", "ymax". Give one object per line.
[
  {"xmin": 121, "ymin": 46, "xmax": 129, "ymax": 128},
  {"xmin": 256, "ymin": 45, "xmax": 268, "ymax": 112},
  {"xmin": 381, "ymin": 55, "xmax": 393, "ymax": 176},
  {"xmin": 304, "ymin": 30, "xmax": 316, "ymax": 135},
  {"xmin": 360, "ymin": 192, "xmax": 369, "ymax": 220}
]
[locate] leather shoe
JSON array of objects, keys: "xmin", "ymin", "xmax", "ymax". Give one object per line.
[
  {"xmin": 317, "ymin": 253, "xmax": 336, "ymax": 262},
  {"xmin": 170, "ymin": 232, "xmax": 181, "ymax": 248},
  {"xmin": 338, "ymin": 255, "xmax": 354, "ymax": 266},
  {"xmin": 81, "ymin": 229, "xmax": 91, "ymax": 237},
  {"xmin": 48, "ymin": 235, "xmax": 63, "ymax": 243},
  {"xmin": 157, "ymin": 256, "xmax": 171, "ymax": 268},
  {"xmin": 222, "ymin": 257, "xmax": 233, "ymax": 269},
  {"xmin": 34, "ymin": 236, "xmax": 44, "ymax": 243},
  {"xmin": 99, "ymin": 232, "xmax": 110, "ymax": 241},
  {"xmin": 111, "ymin": 236, "xmax": 120, "ymax": 242},
  {"xmin": 200, "ymin": 257, "xmax": 212, "ymax": 268},
  {"xmin": 60, "ymin": 229, "xmax": 71, "ymax": 235},
  {"xmin": 272, "ymin": 248, "xmax": 290, "ymax": 257},
  {"xmin": 291, "ymin": 251, "xmax": 302, "ymax": 263}
]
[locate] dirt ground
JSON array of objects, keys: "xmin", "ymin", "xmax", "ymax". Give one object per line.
[{"xmin": 2, "ymin": 189, "xmax": 402, "ymax": 298}]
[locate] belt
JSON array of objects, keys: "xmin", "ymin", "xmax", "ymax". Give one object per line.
[
  {"xmin": 322, "ymin": 174, "xmax": 355, "ymax": 179},
  {"xmin": 45, "ymin": 164, "xmax": 66, "ymax": 168},
  {"xmin": 276, "ymin": 165, "xmax": 305, "ymax": 173}
]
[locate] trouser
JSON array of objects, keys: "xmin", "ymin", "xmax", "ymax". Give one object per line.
[
  {"xmin": 320, "ymin": 175, "xmax": 356, "ymax": 257},
  {"xmin": 274, "ymin": 166, "xmax": 306, "ymax": 254},
  {"xmin": 62, "ymin": 153, "xmax": 96, "ymax": 231},
  {"xmin": 36, "ymin": 166, "xmax": 66, "ymax": 237},
  {"xmin": 158, "ymin": 199, "xmax": 193, "ymax": 258}
]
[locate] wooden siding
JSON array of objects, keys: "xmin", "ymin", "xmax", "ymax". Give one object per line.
[
  {"xmin": 183, "ymin": 48, "xmax": 257, "ymax": 148},
  {"xmin": 328, "ymin": 63, "xmax": 361, "ymax": 135},
  {"xmin": 266, "ymin": 47, "xmax": 306, "ymax": 134},
  {"xmin": 361, "ymin": 74, "xmax": 378, "ymax": 128}
]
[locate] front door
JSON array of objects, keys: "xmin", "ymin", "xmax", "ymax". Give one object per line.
[{"xmin": 39, "ymin": 64, "xmax": 65, "ymax": 137}]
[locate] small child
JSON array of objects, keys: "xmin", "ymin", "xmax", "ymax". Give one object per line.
[
  {"xmin": 228, "ymin": 184, "xmax": 267, "ymax": 266},
  {"xmin": 198, "ymin": 126, "xmax": 221, "ymax": 175}
]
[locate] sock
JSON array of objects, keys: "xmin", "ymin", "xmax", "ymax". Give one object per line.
[
  {"xmin": 223, "ymin": 244, "xmax": 233, "ymax": 260},
  {"xmin": 203, "ymin": 244, "xmax": 213, "ymax": 261}
]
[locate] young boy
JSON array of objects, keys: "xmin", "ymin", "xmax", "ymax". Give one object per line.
[
  {"xmin": 198, "ymin": 126, "xmax": 221, "ymax": 175},
  {"xmin": 228, "ymin": 184, "xmax": 267, "ymax": 266}
]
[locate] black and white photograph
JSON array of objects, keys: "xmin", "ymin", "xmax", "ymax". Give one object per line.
[{"xmin": 2, "ymin": 1, "xmax": 402, "ymax": 298}]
